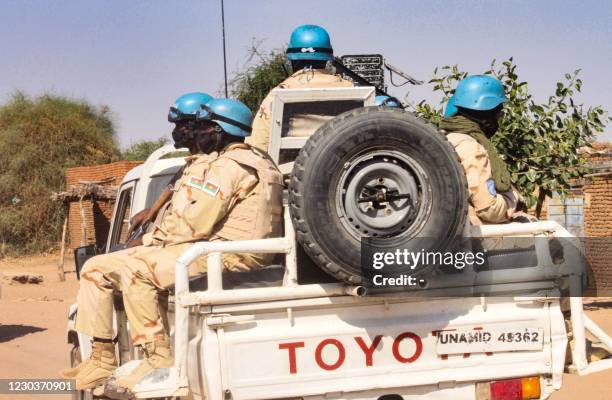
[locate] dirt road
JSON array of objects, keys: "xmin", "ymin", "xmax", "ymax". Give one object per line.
[
  {"xmin": 0, "ymin": 254, "xmax": 611, "ymax": 399},
  {"xmin": 0, "ymin": 254, "xmax": 78, "ymax": 400}
]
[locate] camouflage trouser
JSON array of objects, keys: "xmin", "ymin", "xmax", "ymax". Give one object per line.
[{"xmin": 75, "ymin": 244, "xmax": 257, "ymax": 345}]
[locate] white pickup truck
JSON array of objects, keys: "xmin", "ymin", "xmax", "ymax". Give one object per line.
[{"xmin": 66, "ymin": 87, "xmax": 612, "ymax": 400}]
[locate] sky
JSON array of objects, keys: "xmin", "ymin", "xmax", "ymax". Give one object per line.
[{"xmin": 1, "ymin": 0, "xmax": 611, "ymax": 148}]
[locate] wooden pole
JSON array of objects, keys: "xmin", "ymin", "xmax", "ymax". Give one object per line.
[
  {"xmin": 58, "ymin": 215, "xmax": 67, "ymax": 282},
  {"xmin": 535, "ymin": 188, "xmax": 547, "ymax": 219},
  {"xmin": 79, "ymin": 195, "xmax": 87, "ymax": 246}
]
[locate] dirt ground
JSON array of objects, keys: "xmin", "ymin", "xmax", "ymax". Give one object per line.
[
  {"xmin": 0, "ymin": 254, "xmax": 79, "ymax": 400},
  {"xmin": 0, "ymin": 254, "xmax": 611, "ymax": 400}
]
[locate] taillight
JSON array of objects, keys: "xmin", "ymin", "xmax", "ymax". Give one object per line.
[
  {"xmin": 520, "ymin": 377, "xmax": 541, "ymax": 399},
  {"xmin": 476, "ymin": 376, "xmax": 541, "ymax": 400},
  {"xmin": 491, "ymin": 379, "xmax": 522, "ymax": 400}
]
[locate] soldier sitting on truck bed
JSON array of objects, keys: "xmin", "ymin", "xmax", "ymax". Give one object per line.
[
  {"xmin": 245, "ymin": 24, "xmax": 354, "ymax": 152},
  {"xmin": 439, "ymin": 75, "xmax": 524, "ymax": 225},
  {"xmin": 60, "ymin": 95, "xmax": 283, "ymax": 391}
]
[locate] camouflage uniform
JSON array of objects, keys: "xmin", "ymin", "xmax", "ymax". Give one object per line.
[
  {"xmin": 245, "ymin": 68, "xmax": 353, "ymax": 152},
  {"xmin": 75, "ymin": 143, "xmax": 283, "ymax": 345}
]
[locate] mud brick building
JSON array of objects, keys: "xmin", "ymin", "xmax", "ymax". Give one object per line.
[
  {"xmin": 582, "ymin": 144, "xmax": 612, "ymax": 294},
  {"xmin": 546, "ymin": 143, "xmax": 612, "ymax": 294},
  {"xmin": 65, "ymin": 161, "xmax": 142, "ymax": 250}
]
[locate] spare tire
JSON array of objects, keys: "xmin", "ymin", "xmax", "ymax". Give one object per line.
[{"xmin": 289, "ymin": 107, "xmax": 468, "ymax": 284}]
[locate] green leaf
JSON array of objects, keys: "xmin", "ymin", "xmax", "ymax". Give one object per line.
[{"xmin": 526, "ymin": 170, "xmax": 537, "ymax": 182}]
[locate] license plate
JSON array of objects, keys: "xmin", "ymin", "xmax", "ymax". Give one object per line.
[{"xmin": 436, "ymin": 327, "xmax": 544, "ymax": 354}]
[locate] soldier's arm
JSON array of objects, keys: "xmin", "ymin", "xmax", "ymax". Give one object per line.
[{"xmin": 455, "ymin": 140, "xmax": 511, "ymax": 224}]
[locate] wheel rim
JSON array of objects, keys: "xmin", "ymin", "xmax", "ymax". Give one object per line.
[{"xmin": 335, "ymin": 150, "xmax": 431, "ymax": 239}]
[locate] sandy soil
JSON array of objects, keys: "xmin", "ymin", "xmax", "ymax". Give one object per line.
[
  {"xmin": 0, "ymin": 254, "xmax": 78, "ymax": 400},
  {"xmin": 550, "ymin": 304, "xmax": 612, "ymax": 400},
  {"xmin": 0, "ymin": 254, "xmax": 610, "ymax": 400}
]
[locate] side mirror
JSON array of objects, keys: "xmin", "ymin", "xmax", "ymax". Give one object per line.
[{"xmin": 74, "ymin": 245, "xmax": 97, "ymax": 280}]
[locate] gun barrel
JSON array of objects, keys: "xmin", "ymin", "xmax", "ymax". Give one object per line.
[{"xmin": 384, "ymin": 61, "xmax": 423, "ymax": 85}]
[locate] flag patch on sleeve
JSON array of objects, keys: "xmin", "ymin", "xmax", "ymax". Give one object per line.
[
  {"xmin": 202, "ymin": 180, "xmax": 221, "ymax": 197},
  {"xmin": 187, "ymin": 176, "xmax": 220, "ymax": 197},
  {"xmin": 188, "ymin": 176, "xmax": 221, "ymax": 197},
  {"xmin": 187, "ymin": 176, "xmax": 205, "ymax": 191}
]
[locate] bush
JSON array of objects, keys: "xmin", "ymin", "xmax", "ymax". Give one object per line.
[
  {"xmin": 230, "ymin": 44, "xmax": 288, "ymax": 112},
  {"xmin": 122, "ymin": 137, "xmax": 169, "ymax": 161},
  {"xmin": 0, "ymin": 92, "xmax": 120, "ymax": 256}
]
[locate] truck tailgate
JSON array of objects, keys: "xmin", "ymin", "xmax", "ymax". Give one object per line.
[{"xmin": 205, "ymin": 296, "xmax": 566, "ymax": 400}]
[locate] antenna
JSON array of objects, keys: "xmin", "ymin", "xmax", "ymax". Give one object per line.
[{"xmin": 221, "ymin": 0, "xmax": 229, "ymax": 97}]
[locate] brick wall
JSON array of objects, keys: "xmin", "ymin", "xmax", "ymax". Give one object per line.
[
  {"xmin": 583, "ymin": 175, "xmax": 612, "ymax": 294},
  {"xmin": 537, "ymin": 143, "xmax": 612, "ymax": 294},
  {"xmin": 66, "ymin": 161, "xmax": 142, "ymax": 249}
]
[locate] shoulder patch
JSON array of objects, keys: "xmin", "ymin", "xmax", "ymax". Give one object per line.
[
  {"xmin": 187, "ymin": 176, "xmax": 205, "ymax": 191},
  {"xmin": 187, "ymin": 176, "xmax": 220, "ymax": 197},
  {"xmin": 486, "ymin": 179, "xmax": 497, "ymax": 197},
  {"xmin": 202, "ymin": 179, "xmax": 221, "ymax": 197}
]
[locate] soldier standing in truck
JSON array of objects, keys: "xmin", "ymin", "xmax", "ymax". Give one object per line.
[{"xmin": 245, "ymin": 24, "xmax": 354, "ymax": 152}]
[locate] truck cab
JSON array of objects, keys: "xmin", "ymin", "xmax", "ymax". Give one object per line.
[{"xmin": 67, "ymin": 87, "xmax": 612, "ymax": 400}]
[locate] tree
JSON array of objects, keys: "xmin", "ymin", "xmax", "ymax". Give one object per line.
[
  {"xmin": 230, "ymin": 43, "xmax": 288, "ymax": 112},
  {"xmin": 409, "ymin": 58, "xmax": 609, "ymax": 216},
  {"xmin": 122, "ymin": 137, "xmax": 169, "ymax": 161},
  {"xmin": 0, "ymin": 92, "xmax": 120, "ymax": 256}
]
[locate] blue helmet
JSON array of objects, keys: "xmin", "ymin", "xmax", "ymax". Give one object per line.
[
  {"xmin": 168, "ymin": 92, "xmax": 214, "ymax": 122},
  {"xmin": 443, "ymin": 95, "xmax": 458, "ymax": 118},
  {"xmin": 200, "ymin": 98, "xmax": 253, "ymax": 137},
  {"xmin": 287, "ymin": 24, "xmax": 333, "ymax": 61},
  {"xmin": 454, "ymin": 75, "xmax": 507, "ymax": 111},
  {"xmin": 375, "ymin": 95, "xmax": 401, "ymax": 108}
]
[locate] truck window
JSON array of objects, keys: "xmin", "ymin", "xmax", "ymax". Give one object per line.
[{"xmin": 109, "ymin": 186, "xmax": 133, "ymax": 249}]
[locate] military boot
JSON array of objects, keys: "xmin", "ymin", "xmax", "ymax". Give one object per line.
[
  {"xmin": 74, "ymin": 341, "xmax": 117, "ymax": 390},
  {"xmin": 116, "ymin": 338, "xmax": 173, "ymax": 391},
  {"xmin": 60, "ymin": 341, "xmax": 112, "ymax": 379},
  {"xmin": 60, "ymin": 359, "xmax": 87, "ymax": 379}
]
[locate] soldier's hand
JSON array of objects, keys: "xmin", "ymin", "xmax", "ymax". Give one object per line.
[
  {"xmin": 511, "ymin": 211, "xmax": 538, "ymax": 223},
  {"xmin": 126, "ymin": 235, "xmax": 144, "ymax": 248},
  {"xmin": 128, "ymin": 208, "xmax": 151, "ymax": 236},
  {"xmin": 516, "ymin": 200, "xmax": 529, "ymax": 213}
]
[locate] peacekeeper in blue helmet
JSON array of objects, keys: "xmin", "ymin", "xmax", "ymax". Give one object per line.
[
  {"xmin": 439, "ymin": 76, "xmax": 522, "ymax": 225},
  {"xmin": 245, "ymin": 24, "xmax": 354, "ymax": 151},
  {"xmin": 61, "ymin": 94, "xmax": 283, "ymax": 392}
]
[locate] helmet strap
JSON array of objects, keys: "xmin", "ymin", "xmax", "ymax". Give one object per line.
[
  {"xmin": 193, "ymin": 128, "xmax": 222, "ymax": 155},
  {"xmin": 194, "ymin": 126, "xmax": 244, "ymax": 155}
]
